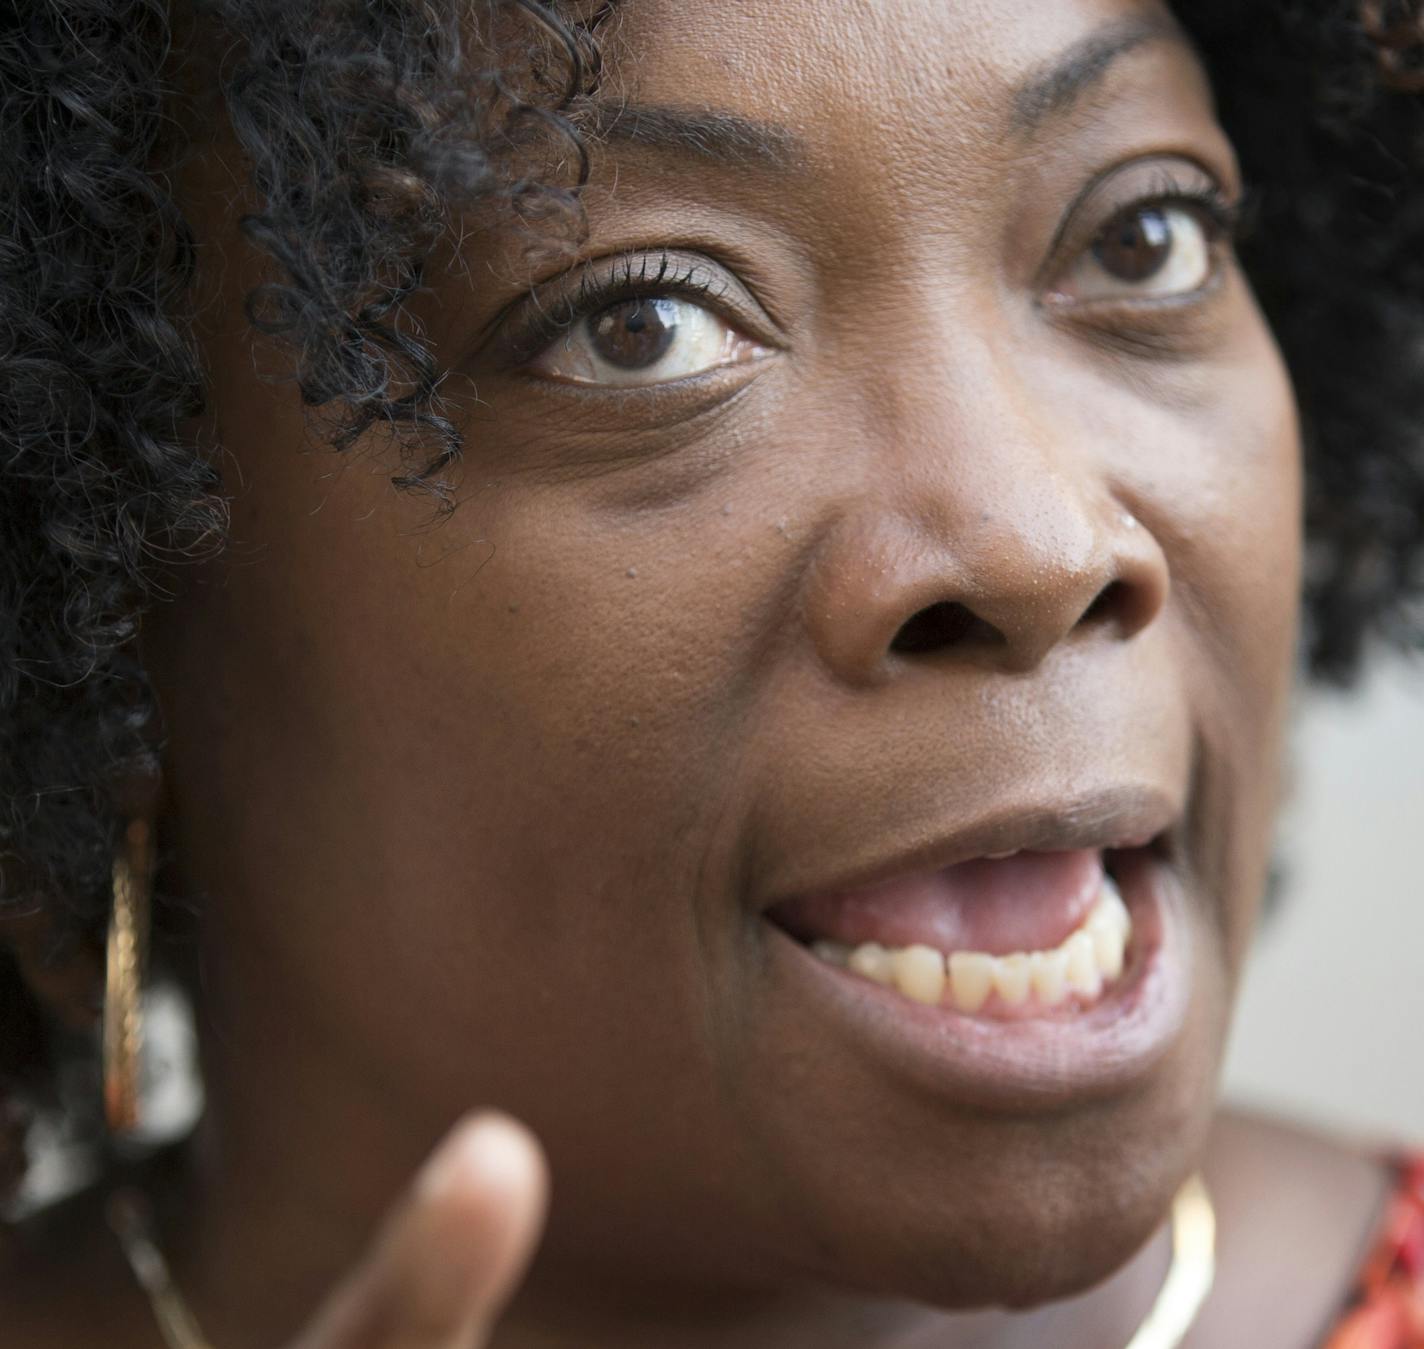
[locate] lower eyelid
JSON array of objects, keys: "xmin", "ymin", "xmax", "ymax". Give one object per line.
[
  {"xmin": 1049, "ymin": 270, "xmax": 1230, "ymax": 312},
  {"xmin": 1043, "ymin": 271, "xmax": 1237, "ymax": 360},
  {"xmin": 519, "ymin": 343, "xmax": 774, "ymax": 391},
  {"xmin": 499, "ymin": 354, "xmax": 773, "ymax": 439}
]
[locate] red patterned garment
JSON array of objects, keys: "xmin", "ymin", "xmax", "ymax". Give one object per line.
[{"xmin": 1322, "ymin": 1155, "xmax": 1424, "ymax": 1348}]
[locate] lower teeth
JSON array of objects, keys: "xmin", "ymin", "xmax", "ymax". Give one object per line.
[{"xmin": 808, "ymin": 876, "xmax": 1131, "ymax": 1013}]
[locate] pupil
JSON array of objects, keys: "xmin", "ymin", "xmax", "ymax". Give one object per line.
[
  {"xmin": 1093, "ymin": 207, "xmax": 1174, "ymax": 283},
  {"xmin": 589, "ymin": 298, "xmax": 678, "ymax": 369}
]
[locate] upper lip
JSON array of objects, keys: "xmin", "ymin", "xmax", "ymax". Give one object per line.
[{"xmin": 759, "ymin": 782, "xmax": 1180, "ymax": 910}]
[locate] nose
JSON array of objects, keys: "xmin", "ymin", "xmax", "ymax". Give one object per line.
[{"xmin": 804, "ymin": 424, "xmax": 1169, "ymax": 686}]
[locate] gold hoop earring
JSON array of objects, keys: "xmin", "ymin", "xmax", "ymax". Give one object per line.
[{"xmin": 104, "ymin": 819, "xmax": 153, "ymax": 1135}]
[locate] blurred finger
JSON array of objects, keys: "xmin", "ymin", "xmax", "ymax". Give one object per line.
[{"xmin": 289, "ymin": 1112, "xmax": 547, "ymax": 1349}]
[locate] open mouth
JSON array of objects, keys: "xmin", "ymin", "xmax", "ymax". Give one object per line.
[
  {"xmin": 765, "ymin": 845, "xmax": 1154, "ymax": 1019},
  {"xmin": 756, "ymin": 794, "xmax": 1190, "ymax": 1107}
]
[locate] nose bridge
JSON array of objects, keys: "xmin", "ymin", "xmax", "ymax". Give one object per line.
[{"xmin": 805, "ymin": 336, "xmax": 1169, "ymax": 683}]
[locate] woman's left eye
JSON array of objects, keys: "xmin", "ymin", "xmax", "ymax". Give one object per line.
[
  {"xmin": 529, "ymin": 296, "xmax": 771, "ymax": 387},
  {"xmin": 1051, "ymin": 202, "xmax": 1221, "ymax": 303}
]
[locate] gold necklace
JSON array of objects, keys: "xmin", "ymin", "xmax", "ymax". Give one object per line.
[
  {"xmin": 1124, "ymin": 1173, "xmax": 1216, "ymax": 1349},
  {"xmin": 108, "ymin": 1173, "xmax": 1215, "ymax": 1349},
  {"xmin": 106, "ymin": 1189, "xmax": 215, "ymax": 1349}
]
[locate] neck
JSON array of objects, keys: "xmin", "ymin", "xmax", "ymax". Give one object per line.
[{"xmin": 493, "ymin": 1234, "xmax": 1174, "ymax": 1349}]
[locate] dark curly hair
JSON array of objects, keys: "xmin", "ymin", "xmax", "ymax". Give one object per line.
[{"xmin": 0, "ymin": 0, "xmax": 1420, "ymax": 1208}]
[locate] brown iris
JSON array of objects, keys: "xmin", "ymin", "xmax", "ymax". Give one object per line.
[
  {"xmin": 588, "ymin": 298, "xmax": 679, "ymax": 370},
  {"xmin": 1092, "ymin": 206, "xmax": 1175, "ymax": 283}
]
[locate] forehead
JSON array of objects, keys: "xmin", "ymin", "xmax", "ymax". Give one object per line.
[
  {"xmin": 572, "ymin": 0, "xmax": 1219, "ymax": 282},
  {"xmin": 596, "ymin": 0, "xmax": 1196, "ymax": 160}
]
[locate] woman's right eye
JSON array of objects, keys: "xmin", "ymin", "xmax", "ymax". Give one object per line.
[{"xmin": 528, "ymin": 296, "xmax": 771, "ymax": 388}]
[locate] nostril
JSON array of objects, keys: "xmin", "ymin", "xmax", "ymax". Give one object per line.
[
  {"xmin": 890, "ymin": 601, "xmax": 999, "ymax": 656},
  {"xmin": 1080, "ymin": 580, "xmax": 1129, "ymax": 628}
]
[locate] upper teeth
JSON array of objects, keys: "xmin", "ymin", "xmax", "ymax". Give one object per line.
[{"xmin": 809, "ymin": 876, "xmax": 1131, "ymax": 1013}]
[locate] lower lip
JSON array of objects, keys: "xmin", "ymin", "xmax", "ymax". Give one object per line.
[{"xmin": 760, "ymin": 848, "xmax": 1192, "ymax": 1113}]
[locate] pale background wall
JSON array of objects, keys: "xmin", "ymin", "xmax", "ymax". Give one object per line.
[{"xmin": 1222, "ymin": 654, "xmax": 1424, "ymax": 1142}]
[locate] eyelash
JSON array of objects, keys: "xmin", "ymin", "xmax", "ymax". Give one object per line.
[
  {"xmin": 506, "ymin": 253, "xmax": 727, "ymax": 365},
  {"xmin": 1125, "ymin": 176, "xmax": 1244, "ymax": 247},
  {"xmin": 1148, "ymin": 183, "xmax": 1240, "ymax": 236}
]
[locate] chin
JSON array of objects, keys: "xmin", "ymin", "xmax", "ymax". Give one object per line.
[
  {"xmin": 735, "ymin": 849, "xmax": 1229, "ymax": 1312},
  {"xmin": 757, "ymin": 1014, "xmax": 1224, "ymax": 1314},
  {"xmin": 807, "ymin": 1123, "xmax": 1201, "ymax": 1312}
]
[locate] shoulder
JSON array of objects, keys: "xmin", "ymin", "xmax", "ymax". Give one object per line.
[
  {"xmin": 0, "ymin": 1179, "xmax": 154, "ymax": 1349},
  {"xmin": 1191, "ymin": 1107, "xmax": 1405, "ymax": 1347}
]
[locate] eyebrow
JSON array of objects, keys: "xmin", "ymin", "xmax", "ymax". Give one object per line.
[
  {"xmin": 1011, "ymin": 14, "xmax": 1191, "ymax": 133},
  {"xmin": 581, "ymin": 14, "xmax": 1193, "ymax": 173},
  {"xmin": 583, "ymin": 101, "xmax": 805, "ymax": 171}
]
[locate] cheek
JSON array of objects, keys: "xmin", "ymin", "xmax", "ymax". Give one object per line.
[
  {"xmin": 1139, "ymin": 330, "xmax": 1304, "ymax": 975},
  {"xmin": 1019, "ymin": 303, "xmax": 1302, "ymax": 988},
  {"xmin": 148, "ymin": 430, "xmax": 817, "ymax": 1278},
  {"xmin": 1159, "ymin": 369, "xmax": 1303, "ymax": 671},
  {"xmin": 163, "ymin": 441, "xmax": 788, "ymax": 1027}
]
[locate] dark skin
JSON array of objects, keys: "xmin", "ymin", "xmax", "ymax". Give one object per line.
[{"xmin": 0, "ymin": 0, "xmax": 1397, "ymax": 1345}]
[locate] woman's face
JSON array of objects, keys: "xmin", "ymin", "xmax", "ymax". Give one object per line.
[{"xmin": 154, "ymin": 0, "xmax": 1301, "ymax": 1316}]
